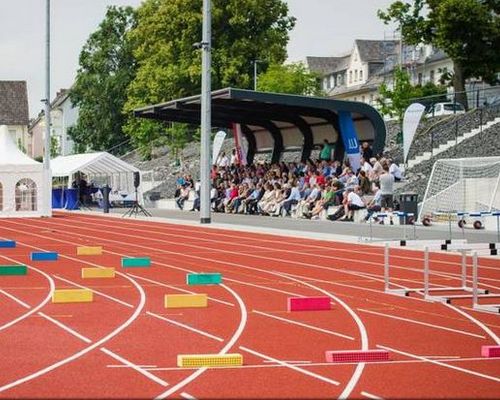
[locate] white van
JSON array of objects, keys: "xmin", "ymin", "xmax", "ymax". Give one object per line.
[{"xmin": 426, "ymin": 102, "xmax": 466, "ymax": 117}]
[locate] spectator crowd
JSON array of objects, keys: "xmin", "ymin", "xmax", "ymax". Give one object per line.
[{"xmin": 174, "ymin": 142, "xmax": 404, "ymax": 223}]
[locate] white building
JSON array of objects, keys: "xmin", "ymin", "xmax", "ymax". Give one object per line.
[{"xmin": 29, "ymin": 89, "xmax": 78, "ymax": 158}]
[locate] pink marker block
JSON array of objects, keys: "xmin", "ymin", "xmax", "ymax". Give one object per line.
[
  {"xmin": 481, "ymin": 346, "xmax": 500, "ymax": 358},
  {"xmin": 288, "ymin": 296, "xmax": 331, "ymax": 312},
  {"xmin": 325, "ymin": 350, "xmax": 390, "ymax": 363}
]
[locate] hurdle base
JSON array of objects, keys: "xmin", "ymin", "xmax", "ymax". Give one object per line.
[
  {"xmin": 385, "ymin": 288, "xmax": 409, "ymax": 297},
  {"xmin": 473, "ymin": 304, "xmax": 500, "ymax": 314}
]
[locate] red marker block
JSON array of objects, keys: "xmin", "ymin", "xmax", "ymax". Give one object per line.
[
  {"xmin": 325, "ymin": 350, "xmax": 389, "ymax": 363},
  {"xmin": 481, "ymin": 346, "xmax": 500, "ymax": 358},
  {"xmin": 288, "ymin": 296, "xmax": 331, "ymax": 311}
]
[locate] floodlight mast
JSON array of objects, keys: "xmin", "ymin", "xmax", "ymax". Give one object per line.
[
  {"xmin": 200, "ymin": 0, "xmax": 211, "ymax": 224},
  {"xmin": 43, "ymin": 0, "xmax": 52, "ymax": 217}
]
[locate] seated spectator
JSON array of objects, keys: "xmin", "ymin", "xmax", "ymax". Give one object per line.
[
  {"xmin": 340, "ymin": 186, "xmax": 365, "ymax": 221},
  {"xmin": 388, "ymin": 159, "xmax": 404, "ymax": 181},
  {"xmin": 176, "ymin": 184, "xmax": 190, "ymax": 210},
  {"xmin": 282, "ymin": 181, "xmax": 301, "ymax": 216},
  {"xmin": 364, "ymin": 182, "xmax": 382, "ymax": 222}
]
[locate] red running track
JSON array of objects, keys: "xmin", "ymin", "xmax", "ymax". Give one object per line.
[{"xmin": 0, "ymin": 213, "xmax": 498, "ymax": 399}]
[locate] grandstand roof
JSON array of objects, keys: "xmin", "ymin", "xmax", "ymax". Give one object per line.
[{"xmin": 134, "ymin": 88, "xmax": 386, "ymax": 163}]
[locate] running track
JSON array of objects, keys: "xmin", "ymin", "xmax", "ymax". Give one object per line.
[{"xmin": 0, "ymin": 213, "xmax": 499, "ymax": 399}]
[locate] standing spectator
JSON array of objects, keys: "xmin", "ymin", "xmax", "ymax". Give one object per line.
[
  {"xmin": 320, "ymin": 139, "xmax": 333, "ymax": 161},
  {"xmin": 361, "ymin": 141, "xmax": 373, "ymax": 161},
  {"xmin": 379, "ymin": 164, "xmax": 395, "ymax": 224},
  {"xmin": 388, "ymin": 159, "xmax": 404, "ymax": 181},
  {"xmin": 358, "ymin": 170, "xmax": 371, "ymax": 195}
]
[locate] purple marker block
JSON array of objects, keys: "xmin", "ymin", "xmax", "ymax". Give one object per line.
[
  {"xmin": 287, "ymin": 296, "xmax": 331, "ymax": 312},
  {"xmin": 481, "ymin": 346, "xmax": 500, "ymax": 358},
  {"xmin": 325, "ymin": 350, "xmax": 389, "ymax": 363}
]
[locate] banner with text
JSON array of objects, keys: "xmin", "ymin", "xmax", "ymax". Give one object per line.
[
  {"xmin": 403, "ymin": 103, "xmax": 425, "ymax": 163},
  {"xmin": 338, "ymin": 110, "xmax": 361, "ymax": 172}
]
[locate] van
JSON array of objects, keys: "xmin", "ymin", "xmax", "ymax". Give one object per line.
[{"xmin": 426, "ymin": 102, "xmax": 466, "ymax": 117}]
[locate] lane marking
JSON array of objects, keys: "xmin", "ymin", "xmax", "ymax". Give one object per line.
[
  {"xmin": 0, "ymin": 289, "xmax": 31, "ymax": 309},
  {"xmin": 54, "ymin": 275, "xmax": 134, "ymax": 308},
  {"xmin": 239, "ymin": 346, "xmax": 340, "ymax": 386},
  {"xmin": 101, "ymin": 347, "xmax": 169, "ymax": 387},
  {"xmin": 38, "ymin": 312, "xmax": 92, "ymax": 343},
  {"xmin": 107, "ymin": 364, "xmax": 158, "ymax": 368},
  {"xmin": 253, "ymin": 310, "xmax": 354, "ymax": 340},
  {"xmin": 361, "ymin": 391, "xmax": 384, "ymax": 399},
  {"xmin": 357, "ymin": 308, "xmax": 485, "ymax": 339},
  {"xmin": 263, "ymin": 360, "xmax": 311, "ymax": 364},
  {"xmin": 146, "ymin": 311, "xmax": 224, "ymax": 342},
  {"xmin": 377, "ymin": 344, "xmax": 500, "ymax": 383},
  {"xmin": 154, "ymin": 283, "xmax": 248, "ymax": 400},
  {"xmin": 180, "ymin": 392, "xmax": 197, "ymax": 400},
  {"xmin": 126, "ymin": 273, "xmax": 234, "ymax": 307}
]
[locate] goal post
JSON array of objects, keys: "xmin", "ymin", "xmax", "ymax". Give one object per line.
[{"xmin": 419, "ymin": 157, "xmax": 500, "ymax": 221}]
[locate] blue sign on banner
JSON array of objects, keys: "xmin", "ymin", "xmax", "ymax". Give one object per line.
[{"xmin": 338, "ymin": 110, "xmax": 361, "ymax": 172}]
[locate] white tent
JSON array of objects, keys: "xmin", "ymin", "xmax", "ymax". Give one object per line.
[
  {"xmin": 51, "ymin": 152, "xmax": 143, "ymax": 204},
  {"xmin": 0, "ymin": 125, "xmax": 46, "ymax": 217}
]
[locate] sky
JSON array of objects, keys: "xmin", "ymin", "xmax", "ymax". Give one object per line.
[{"xmin": 1, "ymin": 0, "xmax": 395, "ymax": 118}]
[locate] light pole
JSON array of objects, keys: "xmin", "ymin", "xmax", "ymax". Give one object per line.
[
  {"xmin": 199, "ymin": 0, "xmax": 211, "ymax": 224},
  {"xmin": 43, "ymin": 0, "xmax": 52, "ymax": 217},
  {"xmin": 253, "ymin": 60, "xmax": 261, "ymax": 91}
]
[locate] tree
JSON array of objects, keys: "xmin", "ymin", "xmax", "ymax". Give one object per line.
[
  {"xmin": 377, "ymin": 66, "xmax": 446, "ymax": 122},
  {"xmin": 378, "ymin": 0, "xmax": 500, "ymax": 108},
  {"xmin": 69, "ymin": 6, "xmax": 137, "ymax": 153},
  {"xmin": 257, "ymin": 62, "xmax": 323, "ymax": 96},
  {"xmin": 123, "ymin": 0, "xmax": 295, "ymax": 158}
]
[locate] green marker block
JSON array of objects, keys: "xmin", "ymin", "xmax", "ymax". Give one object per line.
[
  {"xmin": 187, "ymin": 273, "xmax": 222, "ymax": 285},
  {"xmin": 121, "ymin": 257, "xmax": 151, "ymax": 268},
  {"xmin": 0, "ymin": 265, "xmax": 27, "ymax": 276}
]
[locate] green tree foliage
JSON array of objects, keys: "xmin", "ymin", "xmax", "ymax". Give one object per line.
[
  {"xmin": 69, "ymin": 6, "xmax": 137, "ymax": 153},
  {"xmin": 378, "ymin": 0, "xmax": 500, "ymax": 108},
  {"xmin": 123, "ymin": 0, "xmax": 295, "ymax": 158},
  {"xmin": 257, "ymin": 62, "xmax": 323, "ymax": 96},
  {"xmin": 377, "ymin": 66, "xmax": 446, "ymax": 122}
]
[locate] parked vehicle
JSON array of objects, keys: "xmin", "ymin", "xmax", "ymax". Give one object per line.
[{"xmin": 426, "ymin": 102, "xmax": 466, "ymax": 117}]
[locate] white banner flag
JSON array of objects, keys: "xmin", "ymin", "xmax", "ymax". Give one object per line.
[
  {"xmin": 212, "ymin": 130, "xmax": 227, "ymax": 165},
  {"xmin": 403, "ymin": 103, "xmax": 426, "ymax": 163}
]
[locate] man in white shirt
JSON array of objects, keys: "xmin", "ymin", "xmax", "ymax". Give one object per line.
[
  {"xmin": 341, "ymin": 186, "xmax": 365, "ymax": 221},
  {"xmin": 388, "ymin": 159, "xmax": 403, "ymax": 181},
  {"xmin": 282, "ymin": 182, "xmax": 302, "ymax": 216}
]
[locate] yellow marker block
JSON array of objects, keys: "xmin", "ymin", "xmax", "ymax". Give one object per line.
[
  {"xmin": 81, "ymin": 267, "xmax": 115, "ymax": 279},
  {"xmin": 52, "ymin": 289, "xmax": 93, "ymax": 303},
  {"xmin": 77, "ymin": 246, "xmax": 103, "ymax": 256},
  {"xmin": 177, "ymin": 354, "xmax": 243, "ymax": 368},
  {"xmin": 164, "ymin": 294, "xmax": 208, "ymax": 309}
]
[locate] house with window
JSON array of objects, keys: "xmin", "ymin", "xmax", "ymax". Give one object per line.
[
  {"xmin": 0, "ymin": 81, "xmax": 30, "ymax": 155},
  {"xmin": 29, "ymin": 88, "xmax": 78, "ymax": 158}
]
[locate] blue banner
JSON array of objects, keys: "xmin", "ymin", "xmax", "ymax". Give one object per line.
[{"xmin": 338, "ymin": 111, "xmax": 361, "ymax": 172}]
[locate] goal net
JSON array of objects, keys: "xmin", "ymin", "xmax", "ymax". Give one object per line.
[{"xmin": 419, "ymin": 157, "xmax": 500, "ymax": 220}]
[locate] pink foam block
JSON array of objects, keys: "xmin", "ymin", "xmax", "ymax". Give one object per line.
[
  {"xmin": 481, "ymin": 345, "xmax": 500, "ymax": 358},
  {"xmin": 325, "ymin": 350, "xmax": 390, "ymax": 363},
  {"xmin": 287, "ymin": 296, "xmax": 331, "ymax": 311}
]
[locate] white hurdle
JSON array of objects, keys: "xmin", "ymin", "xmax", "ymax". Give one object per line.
[
  {"xmin": 472, "ymin": 251, "xmax": 500, "ymax": 314},
  {"xmin": 384, "ymin": 243, "xmax": 489, "ymax": 302}
]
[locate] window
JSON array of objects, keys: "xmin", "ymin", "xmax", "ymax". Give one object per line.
[
  {"xmin": 15, "ymin": 178, "xmax": 37, "ymax": 211},
  {"xmin": 0, "ymin": 182, "xmax": 3, "ymax": 211},
  {"xmin": 355, "ymin": 70, "xmax": 358, "ymax": 81},
  {"xmin": 418, "ymin": 73, "xmax": 423, "ymax": 85},
  {"xmin": 330, "ymin": 75, "xmax": 335, "ymax": 88},
  {"xmin": 323, "ymin": 78, "xmax": 329, "ymax": 90},
  {"xmin": 430, "ymin": 70, "xmax": 435, "ymax": 83},
  {"xmin": 361, "ymin": 96, "xmax": 365, "ymax": 103},
  {"xmin": 354, "ymin": 97, "xmax": 358, "ymax": 102},
  {"xmin": 370, "ymin": 94, "xmax": 374, "ymax": 104},
  {"xmin": 349, "ymin": 71, "xmax": 353, "ymax": 83},
  {"xmin": 359, "ymin": 70, "xmax": 363, "ymax": 81}
]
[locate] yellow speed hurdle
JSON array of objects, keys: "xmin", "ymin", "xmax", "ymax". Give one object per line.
[
  {"xmin": 52, "ymin": 289, "xmax": 93, "ymax": 303},
  {"xmin": 81, "ymin": 267, "xmax": 115, "ymax": 279},
  {"xmin": 164, "ymin": 294, "xmax": 207, "ymax": 309},
  {"xmin": 177, "ymin": 354, "xmax": 243, "ymax": 368},
  {"xmin": 77, "ymin": 246, "xmax": 103, "ymax": 256}
]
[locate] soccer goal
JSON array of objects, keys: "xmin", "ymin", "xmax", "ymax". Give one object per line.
[{"xmin": 419, "ymin": 157, "xmax": 500, "ymax": 225}]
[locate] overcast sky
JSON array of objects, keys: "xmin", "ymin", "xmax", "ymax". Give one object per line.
[{"xmin": 1, "ymin": 0, "xmax": 395, "ymax": 118}]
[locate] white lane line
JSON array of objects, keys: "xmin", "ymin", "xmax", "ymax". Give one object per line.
[
  {"xmin": 146, "ymin": 311, "xmax": 224, "ymax": 342},
  {"xmin": 253, "ymin": 310, "xmax": 354, "ymax": 341},
  {"xmin": 180, "ymin": 392, "xmax": 197, "ymax": 400},
  {"xmin": 361, "ymin": 390, "xmax": 384, "ymax": 399},
  {"xmin": 155, "ymin": 283, "xmax": 248, "ymax": 400},
  {"xmin": 38, "ymin": 312, "xmax": 92, "ymax": 343},
  {"xmin": 127, "ymin": 273, "xmax": 234, "ymax": 307},
  {"xmin": 0, "ymin": 255, "xmax": 55, "ymax": 333},
  {"xmin": 446, "ymin": 303, "xmax": 500, "ymax": 344},
  {"xmin": 240, "ymin": 346, "xmax": 340, "ymax": 386},
  {"xmin": 54, "ymin": 275, "xmax": 134, "ymax": 308},
  {"xmin": 107, "ymin": 364, "xmax": 158, "ymax": 368},
  {"xmin": 101, "ymin": 347, "xmax": 169, "ymax": 387},
  {"xmin": 358, "ymin": 308, "xmax": 485, "ymax": 339},
  {"xmin": 0, "ymin": 289, "xmax": 31, "ymax": 309},
  {"xmin": 377, "ymin": 344, "xmax": 500, "ymax": 383},
  {"xmin": 224, "ymin": 276, "xmax": 316, "ymax": 298},
  {"xmin": 145, "ymin": 356, "xmax": 498, "ymax": 371},
  {"xmin": 263, "ymin": 360, "xmax": 312, "ymax": 364}
]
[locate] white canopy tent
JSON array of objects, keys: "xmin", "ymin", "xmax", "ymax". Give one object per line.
[
  {"xmin": 0, "ymin": 125, "xmax": 46, "ymax": 217},
  {"xmin": 51, "ymin": 152, "xmax": 144, "ymax": 205}
]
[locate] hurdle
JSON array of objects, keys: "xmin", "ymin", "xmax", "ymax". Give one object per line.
[
  {"xmin": 177, "ymin": 353, "xmax": 242, "ymax": 368},
  {"xmin": 52, "ymin": 289, "xmax": 93, "ymax": 303},
  {"xmin": 0, "ymin": 265, "xmax": 27, "ymax": 275},
  {"xmin": 164, "ymin": 294, "xmax": 208, "ymax": 308},
  {"xmin": 441, "ymin": 242, "xmax": 498, "ymax": 256},
  {"xmin": 325, "ymin": 350, "xmax": 389, "ymax": 363},
  {"xmin": 471, "ymin": 251, "xmax": 500, "ymax": 314},
  {"xmin": 77, "ymin": 246, "xmax": 103, "ymax": 256},
  {"xmin": 0, "ymin": 240, "xmax": 16, "ymax": 248},
  {"xmin": 121, "ymin": 257, "xmax": 151, "ymax": 268},
  {"xmin": 288, "ymin": 296, "xmax": 331, "ymax": 311},
  {"xmin": 31, "ymin": 252, "xmax": 58, "ymax": 261},
  {"xmin": 384, "ymin": 244, "xmax": 488, "ymax": 301},
  {"xmin": 81, "ymin": 267, "xmax": 115, "ymax": 279},
  {"xmin": 187, "ymin": 273, "xmax": 222, "ymax": 285}
]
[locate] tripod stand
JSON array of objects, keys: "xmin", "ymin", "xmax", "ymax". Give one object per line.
[{"xmin": 122, "ymin": 187, "xmax": 152, "ymax": 218}]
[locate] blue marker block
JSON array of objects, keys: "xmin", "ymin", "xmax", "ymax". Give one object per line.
[
  {"xmin": 31, "ymin": 252, "xmax": 58, "ymax": 261},
  {"xmin": 0, "ymin": 241, "xmax": 16, "ymax": 248}
]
